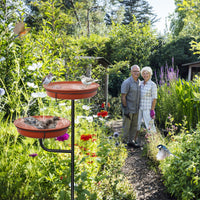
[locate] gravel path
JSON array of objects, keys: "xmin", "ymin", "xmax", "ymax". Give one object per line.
[{"xmin": 109, "ymin": 119, "xmax": 176, "ymax": 200}]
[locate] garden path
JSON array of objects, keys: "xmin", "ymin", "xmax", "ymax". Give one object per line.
[{"xmin": 109, "ymin": 119, "xmax": 176, "ymax": 200}]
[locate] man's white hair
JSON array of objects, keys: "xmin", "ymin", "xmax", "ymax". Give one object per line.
[
  {"xmin": 131, "ymin": 65, "xmax": 140, "ymax": 70},
  {"xmin": 141, "ymin": 66, "xmax": 153, "ymax": 76}
]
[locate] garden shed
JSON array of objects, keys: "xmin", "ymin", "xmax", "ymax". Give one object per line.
[
  {"xmin": 182, "ymin": 61, "xmax": 200, "ymax": 81},
  {"xmin": 75, "ymin": 56, "xmax": 111, "ymax": 107}
]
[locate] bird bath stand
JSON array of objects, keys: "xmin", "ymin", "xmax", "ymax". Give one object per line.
[{"xmin": 14, "ymin": 81, "xmax": 99, "ymax": 200}]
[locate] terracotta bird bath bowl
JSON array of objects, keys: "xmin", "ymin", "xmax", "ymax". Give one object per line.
[
  {"xmin": 14, "ymin": 116, "xmax": 71, "ymax": 139},
  {"xmin": 43, "ymin": 81, "xmax": 99, "ymax": 100}
]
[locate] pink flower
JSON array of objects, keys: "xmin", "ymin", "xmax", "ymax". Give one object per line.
[
  {"xmin": 56, "ymin": 133, "xmax": 70, "ymax": 141},
  {"xmin": 29, "ymin": 153, "xmax": 38, "ymax": 157}
]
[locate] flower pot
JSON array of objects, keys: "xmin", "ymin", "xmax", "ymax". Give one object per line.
[
  {"xmin": 14, "ymin": 116, "xmax": 71, "ymax": 138},
  {"xmin": 43, "ymin": 81, "xmax": 99, "ymax": 100}
]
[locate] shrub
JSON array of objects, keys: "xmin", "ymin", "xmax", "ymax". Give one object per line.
[
  {"xmin": 156, "ymin": 78, "xmax": 200, "ymax": 130},
  {"xmin": 159, "ymin": 124, "xmax": 200, "ymax": 200}
]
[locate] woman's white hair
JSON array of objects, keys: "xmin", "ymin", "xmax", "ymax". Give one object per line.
[{"xmin": 141, "ymin": 66, "xmax": 153, "ymax": 76}]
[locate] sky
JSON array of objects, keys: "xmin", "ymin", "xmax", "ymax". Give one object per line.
[{"xmin": 147, "ymin": 0, "xmax": 176, "ymax": 34}]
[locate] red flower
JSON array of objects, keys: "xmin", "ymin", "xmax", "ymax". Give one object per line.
[
  {"xmin": 97, "ymin": 112, "xmax": 102, "ymax": 117},
  {"xmin": 101, "ymin": 103, "xmax": 105, "ymax": 108},
  {"xmin": 80, "ymin": 134, "xmax": 92, "ymax": 141},
  {"xmin": 101, "ymin": 111, "xmax": 108, "ymax": 117},
  {"xmin": 97, "ymin": 111, "xmax": 108, "ymax": 118},
  {"xmin": 91, "ymin": 153, "xmax": 97, "ymax": 157}
]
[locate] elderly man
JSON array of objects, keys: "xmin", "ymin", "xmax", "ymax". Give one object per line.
[{"xmin": 121, "ymin": 65, "xmax": 141, "ymax": 148}]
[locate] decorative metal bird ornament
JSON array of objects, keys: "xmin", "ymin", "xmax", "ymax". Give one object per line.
[
  {"xmin": 156, "ymin": 144, "xmax": 179, "ymax": 160},
  {"xmin": 42, "ymin": 73, "xmax": 53, "ymax": 85},
  {"xmin": 80, "ymin": 75, "xmax": 98, "ymax": 87}
]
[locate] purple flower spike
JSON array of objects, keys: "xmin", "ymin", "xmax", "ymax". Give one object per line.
[
  {"xmin": 56, "ymin": 133, "xmax": 70, "ymax": 141},
  {"xmin": 29, "ymin": 153, "xmax": 38, "ymax": 157}
]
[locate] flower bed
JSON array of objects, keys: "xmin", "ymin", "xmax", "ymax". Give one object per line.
[{"xmin": 0, "ymin": 105, "xmax": 135, "ymax": 199}]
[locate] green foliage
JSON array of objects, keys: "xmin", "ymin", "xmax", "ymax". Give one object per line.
[
  {"xmin": 107, "ymin": 18, "xmax": 158, "ymax": 66},
  {"xmin": 193, "ymin": 75, "xmax": 200, "ymax": 101},
  {"xmin": 108, "ymin": 61, "xmax": 130, "ymax": 97},
  {"xmin": 156, "ymin": 78, "xmax": 200, "ymax": 130},
  {"xmin": 159, "ymin": 125, "xmax": 200, "ymax": 200},
  {"xmin": 75, "ymin": 34, "xmax": 109, "ymax": 57},
  {"xmin": 107, "ymin": 95, "xmax": 122, "ymax": 119},
  {"xmin": 174, "ymin": 0, "xmax": 200, "ymax": 37},
  {"xmin": 170, "ymin": 0, "xmax": 200, "ymax": 57},
  {"xmin": 146, "ymin": 114, "xmax": 200, "ymax": 200},
  {"xmin": 149, "ymin": 36, "xmax": 199, "ymax": 79}
]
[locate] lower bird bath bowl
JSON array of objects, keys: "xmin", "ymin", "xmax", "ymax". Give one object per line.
[
  {"xmin": 43, "ymin": 81, "xmax": 99, "ymax": 100},
  {"xmin": 14, "ymin": 116, "xmax": 71, "ymax": 139}
]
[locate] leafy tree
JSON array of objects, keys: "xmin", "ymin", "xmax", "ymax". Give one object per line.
[
  {"xmin": 120, "ymin": 0, "xmax": 157, "ymax": 25},
  {"xmin": 24, "ymin": 0, "xmax": 157, "ymax": 37},
  {"xmin": 24, "ymin": 0, "xmax": 108, "ymax": 36},
  {"xmin": 170, "ymin": 0, "xmax": 200, "ymax": 37},
  {"xmin": 107, "ymin": 17, "xmax": 158, "ymax": 66},
  {"xmin": 149, "ymin": 36, "xmax": 200, "ymax": 79}
]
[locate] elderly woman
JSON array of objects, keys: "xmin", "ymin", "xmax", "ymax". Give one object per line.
[{"xmin": 137, "ymin": 66, "xmax": 157, "ymax": 133}]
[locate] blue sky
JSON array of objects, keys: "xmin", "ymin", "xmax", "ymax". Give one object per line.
[{"xmin": 147, "ymin": 0, "xmax": 176, "ymax": 33}]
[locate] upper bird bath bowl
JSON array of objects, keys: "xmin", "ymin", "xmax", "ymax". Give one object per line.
[
  {"xmin": 43, "ymin": 81, "xmax": 99, "ymax": 100},
  {"xmin": 14, "ymin": 116, "xmax": 71, "ymax": 139}
]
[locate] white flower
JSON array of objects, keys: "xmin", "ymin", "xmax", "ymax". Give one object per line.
[
  {"xmin": 40, "ymin": 107, "xmax": 47, "ymax": 111},
  {"xmin": 28, "ymin": 62, "xmax": 42, "ymax": 71},
  {"xmin": 82, "ymin": 105, "xmax": 90, "ymax": 110},
  {"xmin": 27, "ymin": 82, "xmax": 38, "ymax": 88},
  {"xmin": 66, "ymin": 106, "xmax": 71, "ymax": 111},
  {"xmin": 0, "ymin": 88, "xmax": 5, "ymax": 96},
  {"xmin": 31, "ymin": 92, "xmax": 47, "ymax": 98},
  {"xmin": 86, "ymin": 116, "xmax": 93, "ymax": 122},
  {"xmin": 59, "ymin": 103, "xmax": 66, "ymax": 106},
  {"xmin": 75, "ymin": 119, "xmax": 80, "ymax": 124},
  {"xmin": 99, "ymin": 118, "xmax": 105, "ymax": 121},
  {"xmin": 93, "ymin": 115, "xmax": 98, "ymax": 118},
  {"xmin": 0, "ymin": 57, "xmax": 6, "ymax": 62},
  {"xmin": 75, "ymin": 116, "xmax": 85, "ymax": 124},
  {"xmin": 77, "ymin": 116, "xmax": 85, "ymax": 120}
]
